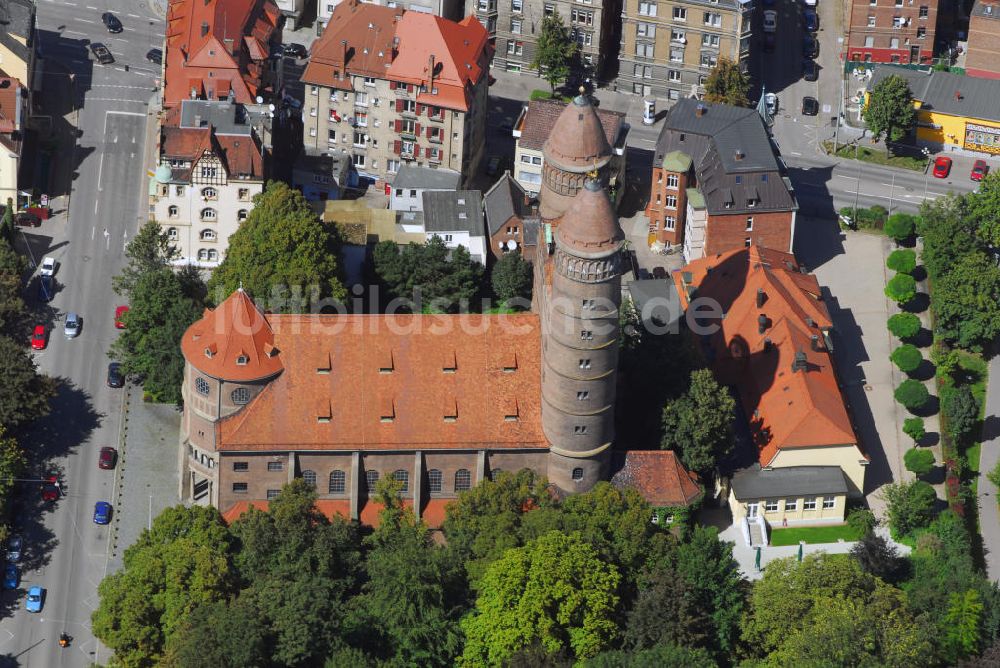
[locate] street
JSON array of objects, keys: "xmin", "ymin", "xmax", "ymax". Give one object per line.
[{"xmin": 1, "ymin": 0, "xmax": 163, "ymax": 665}]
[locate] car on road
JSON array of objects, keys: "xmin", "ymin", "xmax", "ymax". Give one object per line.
[
  {"xmin": 764, "ymin": 92, "xmax": 778, "ymax": 115},
  {"xmin": 146, "ymin": 48, "xmax": 162, "ymax": 64},
  {"xmin": 3, "ymin": 563, "xmax": 18, "ymax": 589},
  {"xmin": 107, "ymin": 362, "xmax": 124, "ymax": 388},
  {"xmin": 801, "ymin": 96, "xmax": 819, "ymax": 116},
  {"xmin": 93, "ymin": 501, "xmax": 112, "ymax": 525},
  {"xmin": 115, "ymin": 305, "xmax": 129, "ymax": 329},
  {"xmin": 802, "ymin": 60, "xmax": 819, "ymax": 81},
  {"xmin": 38, "ymin": 274, "xmax": 53, "ymax": 303},
  {"xmin": 763, "ymin": 33, "xmax": 776, "ymax": 53},
  {"xmin": 282, "ymin": 43, "xmax": 307, "ymax": 58},
  {"xmin": 763, "ymin": 10, "xmax": 777, "ymax": 31},
  {"xmin": 6, "ymin": 535, "xmax": 22, "ymax": 563},
  {"xmin": 41, "ymin": 474, "xmax": 59, "ymax": 502},
  {"xmin": 15, "ymin": 212, "xmax": 39, "ymax": 227},
  {"xmin": 486, "ymin": 155, "xmax": 502, "ymax": 176},
  {"xmin": 101, "ymin": 12, "xmax": 123, "ymax": 33},
  {"xmin": 40, "ymin": 256, "xmax": 56, "ymax": 276},
  {"xmin": 803, "ymin": 9, "xmax": 819, "ymax": 31},
  {"xmin": 25, "ymin": 586, "xmax": 43, "ymax": 612},
  {"xmin": 90, "ymin": 43, "xmax": 115, "ymax": 66},
  {"xmin": 933, "ymin": 156, "xmax": 952, "ymax": 178},
  {"xmin": 971, "ymin": 159, "xmax": 989, "ymax": 181},
  {"xmin": 99, "ymin": 447, "xmax": 118, "ymax": 470},
  {"xmin": 803, "ymin": 36, "xmax": 819, "ymax": 59},
  {"xmin": 64, "ymin": 312, "xmax": 80, "ymax": 338},
  {"xmin": 31, "ymin": 324, "xmax": 46, "ymax": 350},
  {"xmin": 803, "ymin": 0, "xmax": 817, "ymax": 5}
]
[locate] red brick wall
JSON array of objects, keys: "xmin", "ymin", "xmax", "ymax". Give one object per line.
[
  {"xmin": 645, "ymin": 167, "xmax": 688, "ymax": 247},
  {"xmin": 705, "ymin": 210, "xmax": 794, "ymax": 256},
  {"xmin": 967, "ymin": 13, "xmax": 1000, "ymax": 77},
  {"xmin": 846, "ymin": 0, "xmax": 936, "ymax": 64},
  {"xmin": 489, "ymin": 215, "xmax": 526, "ymax": 260}
]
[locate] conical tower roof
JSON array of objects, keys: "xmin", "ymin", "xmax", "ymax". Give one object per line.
[
  {"xmin": 555, "ymin": 179, "xmax": 623, "ymax": 257},
  {"xmin": 542, "ymin": 92, "xmax": 612, "ymax": 172},
  {"xmin": 181, "ymin": 288, "xmax": 284, "ymax": 382}
]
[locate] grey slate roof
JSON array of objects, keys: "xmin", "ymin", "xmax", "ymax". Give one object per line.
[
  {"xmin": 421, "ymin": 190, "xmax": 485, "ymax": 235},
  {"xmin": 392, "ymin": 165, "xmax": 461, "ymax": 191},
  {"xmin": 628, "ymin": 279, "xmax": 683, "ymax": 332},
  {"xmin": 730, "ymin": 465, "xmax": 848, "ymax": 500},
  {"xmin": 483, "ymin": 171, "xmax": 532, "ymax": 236},
  {"xmin": 971, "ymin": 0, "xmax": 1000, "ymax": 18},
  {"xmin": 0, "ymin": 0, "xmax": 34, "ymax": 64},
  {"xmin": 654, "ymin": 98, "xmax": 797, "ymax": 216},
  {"xmin": 293, "ymin": 148, "xmax": 355, "ymax": 187},
  {"xmin": 868, "ymin": 64, "xmax": 1000, "ymax": 124},
  {"xmin": 179, "ymin": 100, "xmax": 252, "ymax": 136}
]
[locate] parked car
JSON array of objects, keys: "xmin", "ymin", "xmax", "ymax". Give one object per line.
[
  {"xmin": 802, "ymin": 60, "xmax": 819, "ymax": 82},
  {"xmin": 40, "ymin": 256, "xmax": 56, "ymax": 276},
  {"xmin": 41, "ymin": 473, "xmax": 59, "ymax": 502},
  {"xmin": 38, "ymin": 275, "xmax": 54, "ymax": 303},
  {"xmin": 282, "ymin": 42, "xmax": 307, "ymax": 58},
  {"xmin": 93, "ymin": 501, "xmax": 112, "ymax": 525},
  {"xmin": 64, "ymin": 312, "xmax": 80, "ymax": 338},
  {"xmin": 763, "ymin": 9, "xmax": 777, "ymax": 31},
  {"xmin": 803, "ymin": 0, "xmax": 817, "ymax": 5},
  {"xmin": 25, "ymin": 586, "xmax": 43, "ymax": 612},
  {"xmin": 486, "ymin": 155, "xmax": 502, "ymax": 176},
  {"xmin": 31, "ymin": 324, "xmax": 46, "ymax": 350},
  {"xmin": 146, "ymin": 48, "xmax": 162, "ymax": 64},
  {"xmin": 971, "ymin": 159, "xmax": 989, "ymax": 181},
  {"xmin": 801, "ymin": 96, "xmax": 819, "ymax": 116},
  {"xmin": 6, "ymin": 534, "xmax": 22, "ymax": 563},
  {"xmin": 763, "ymin": 33, "xmax": 776, "ymax": 53},
  {"xmin": 803, "ymin": 36, "xmax": 819, "ymax": 59},
  {"xmin": 15, "ymin": 212, "xmax": 40, "ymax": 227},
  {"xmin": 90, "ymin": 43, "xmax": 115, "ymax": 66},
  {"xmin": 99, "ymin": 447, "xmax": 118, "ymax": 470},
  {"xmin": 3, "ymin": 563, "xmax": 18, "ymax": 589},
  {"xmin": 107, "ymin": 362, "xmax": 124, "ymax": 388},
  {"xmin": 803, "ymin": 9, "xmax": 819, "ymax": 31},
  {"xmin": 765, "ymin": 92, "xmax": 778, "ymax": 115},
  {"xmin": 101, "ymin": 12, "xmax": 123, "ymax": 33},
  {"xmin": 933, "ymin": 156, "xmax": 952, "ymax": 178},
  {"xmin": 114, "ymin": 305, "xmax": 129, "ymax": 329}
]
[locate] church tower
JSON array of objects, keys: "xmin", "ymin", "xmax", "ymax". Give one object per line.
[
  {"xmin": 541, "ymin": 179, "xmax": 625, "ymax": 493},
  {"xmin": 537, "ymin": 92, "xmax": 614, "ymax": 222}
]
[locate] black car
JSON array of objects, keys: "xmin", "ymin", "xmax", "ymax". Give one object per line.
[
  {"xmin": 38, "ymin": 275, "xmax": 53, "ymax": 303},
  {"xmin": 102, "ymin": 12, "xmax": 123, "ymax": 33},
  {"xmin": 803, "ymin": 36, "xmax": 818, "ymax": 59},
  {"xmin": 107, "ymin": 362, "xmax": 124, "ymax": 388},
  {"xmin": 801, "ymin": 96, "xmax": 819, "ymax": 116},
  {"xmin": 283, "ymin": 43, "xmax": 307, "ymax": 59},
  {"xmin": 146, "ymin": 48, "xmax": 162, "ymax": 65},
  {"xmin": 14, "ymin": 212, "xmax": 40, "ymax": 227},
  {"xmin": 90, "ymin": 43, "xmax": 115, "ymax": 66},
  {"xmin": 802, "ymin": 60, "xmax": 819, "ymax": 82}
]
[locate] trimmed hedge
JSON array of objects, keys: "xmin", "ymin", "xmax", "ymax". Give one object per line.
[
  {"xmin": 887, "ymin": 313, "xmax": 921, "ymax": 340},
  {"xmin": 886, "ymin": 249, "xmax": 917, "ymax": 274},
  {"xmin": 890, "ymin": 344, "xmax": 923, "ymax": 374},
  {"xmin": 884, "ymin": 273, "xmax": 917, "ymax": 304},
  {"xmin": 895, "ymin": 379, "xmax": 931, "ymax": 412}
]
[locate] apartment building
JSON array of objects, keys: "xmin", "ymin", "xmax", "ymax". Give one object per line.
[
  {"xmin": 301, "ymin": 0, "xmax": 490, "ymax": 186},
  {"xmin": 473, "ymin": 0, "xmax": 620, "ymax": 75},
  {"xmin": 617, "ymin": 0, "xmax": 752, "ymax": 99},
  {"xmin": 0, "ymin": 77, "xmax": 25, "ymax": 206},
  {"xmin": 846, "ymin": 0, "xmax": 936, "ymax": 63},
  {"xmin": 317, "ymin": 0, "xmax": 463, "ymax": 31},
  {"xmin": 966, "ymin": 0, "xmax": 1000, "ymax": 78}
]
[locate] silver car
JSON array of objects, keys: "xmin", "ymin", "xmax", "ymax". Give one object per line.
[{"xmin": 64, "ymin": 312, "xmax": 80, "ymax": 338}]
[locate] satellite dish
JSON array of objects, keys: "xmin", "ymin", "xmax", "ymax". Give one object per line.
[
  {"xmin": 268, "ymin": 103, "xmax": 276, "ymax": 112},
  {"xmin": 256, "ymin": 96, "xmax": 264, "ymax": 104},
  {"xmin": 505, "ymin": 239, "xmax": 517, "ymax": 250}
]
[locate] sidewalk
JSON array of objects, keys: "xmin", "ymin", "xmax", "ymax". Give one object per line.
[{"xmin": 978, "ymin": 354, "xmax": 1000, "ymax": 582}]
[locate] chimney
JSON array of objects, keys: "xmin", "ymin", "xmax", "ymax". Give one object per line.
[
  {"xmin": 763, "ymin": 337, "xmax": 773, "ymax": 352},
  {"xmin": 792, "ymin": 349, "xmax": 808, "ymax": 373},
  {"xmin": 341, "ymin": 39, "xmax": 349, "ymax": 71},
  {"xmin": 756, "ymin": 287, "xmax": 765, "ymax": 308},
  {"xmin": 224, "ymin": 37, "xmax": 234, "ymax": 54},
  {"xmin": 734, "ymin": 149, "xmax": 745, "ymax": 161},
  {"xmin": 695, "ymin": 103, "xmax": 707, "ymax": 117},
  {"xmin": 194, "ymin": 114, "xmax": 202, "ymax": 127},
  {"xmin": 811, "ymin": 334, "xmax": 821, "ymax": 352},
  {"xmin": 955, "ymin": 90, "xmax": 963, "ymax": 100},
  {"xmin": 201, "ymin": 21, "xmax": 210, "ymax": 37},
  {"xmin": 757, "ymin": 314, "xmax": 768, "ymax": 334}
]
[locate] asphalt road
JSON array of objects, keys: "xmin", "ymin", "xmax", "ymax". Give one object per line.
[{"xmin": 0, "ymin": 1, "xmax": 162, "ymax": 666}]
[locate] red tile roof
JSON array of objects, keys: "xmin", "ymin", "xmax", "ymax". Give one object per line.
[
  {"xmin": 610, "ymin": 450, "xmax": 703, "ymax": 507},
  {"xmin": 222, "ymin": 498, "xmax": 452, "ymax": 528},
  {"xmin": 160, "ymin": 112, "xmax": 264, "ymax": 181},
  {"xmin": 518, "ymin": 98, "xmax": 621, "ymax": 154},
  {"xmin": 674, "ymin": 246, "xmax": 863, "ymax": 467},
  {"xmin": 0, "ymin": 78, "xmax": 20, "ymax": 135},
  {"xmin": 164, "ymin": 0, "xmax": 280, "ymax": 107}
]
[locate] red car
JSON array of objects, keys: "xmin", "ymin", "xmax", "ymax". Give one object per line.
[
  {"xmin": 98, "ymin": 447, "xmax": 117, "ymax": 470},
  {"xmin": 971, "ymin": 159, "xmax": 990, "ymax": 181},
  {"xmin": 31, "ymin": 325, "xmax": 46, "ymax": 350},
  {"xmin": 114, "ymin": 305, "xmax": 129, "ymax": 329},
  {"xmin": 41, "ymin": 474, "xmax": 60, "ymax": 502},
  {"xmin": 932, "ymin": 156, "xmax": 952, "ymax": 178}
]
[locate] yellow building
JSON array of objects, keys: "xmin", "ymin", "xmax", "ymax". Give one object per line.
[{"xmin": 867, "ymin": 65, "xmax": 1000, "ymax": 154}]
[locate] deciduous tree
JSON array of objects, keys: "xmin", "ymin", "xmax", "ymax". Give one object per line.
[
  {"xmin": 946, "ymin": 589, "xmax": 984, "ymax": 660},
  {"xmin": 531, "ymin": 14, "xmax": 578, "ymax": 94},
  {"xmin": 161, "ymin": 598, "xmax": 269, "ymax": 668},
  {"xmin": 863, "ymin": 75, "xmax": 917, "ymax": 147},
  {"xmin": 661, "ymin": 369, "xmax": 736, "ymax": 474},
  {"xmin": 703, "ymin": 58, "xmax": 750, "ymax": 107},
  {"xmin": 903, "ymin": 417, "xmax": 926, "ymax": 442},
  {"xmin": 372, "ymin": 236, "xmax": 484, "ymax": 312},
  {"xmin": 931, "ymin": 250, "xmax": 1000, "ymax": 351},
  {"xmin": 890, "ymin": 344, "xmax": 923, "ymax": 374},
  {"xmin": 850, "ymin": 531, "xmax": 906, "ymax": 583},
  {"xmin": 491, "ymin": 251, "xmax": 533, "ymax": 304},
  {"xmin": 894, "ymin": 379, "xmax": 930, "ymax": 412},
  {"xmin": 583, "ymin": 643, "xmax": 717, "ymax": 668},
  {"xmin": 884, "ymin": 213, "xmax": 918, "ymax": 243},
  {"xmin": 0, "ymin": 336, "xmax": 55, "ymax": 429},
  {"xmin": 884, "ymin": 273, "xmax": 917, "ymax": 304},
  {"xmin": 886, "ymin": 249, "xmax": 917, "ymax": 274},
  {"xmin": 112, "ymin": 220, "xmax": 179, "ymax": 298},
  {"xmin": 880, "ymin": 480, "xmax": 937, "ymax": 539},
  {"xmin": 943, "ymin": 384, "xmax": 980, "ymax": 445},
  {"xmin": 887, "ymin": 312, "xmax": 921, "ymax": 340},
  {"xmin": 904, "ymin": 447, "xmax": 936, "ymax": 476},
  {"xmin": 0, "ymin": 242, "xmax": 26, "ymax": 336}
]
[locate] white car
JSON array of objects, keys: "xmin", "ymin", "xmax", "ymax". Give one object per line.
[
  {"xmin": 40, "ymin": 256, "xmax": 56, "ymax": 276},
  {"xmin": 763, "ymin": 10, "xmax": 777, "ymax": 32},
  {"xmin": 803, "ymin": 0, "xmax": 817, "ymax": 6},
  {"xmin": 765, "ymin": 92, "xmax": 778, "ymax": 115}
]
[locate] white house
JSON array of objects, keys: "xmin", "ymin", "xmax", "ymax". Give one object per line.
[
  {"xmin": 416, "ymin": 190, "xmax": 487, "ymax": 265},
  {"xmin": 388, "ymin": 165, "xmax": 461, "ymax": 213}
]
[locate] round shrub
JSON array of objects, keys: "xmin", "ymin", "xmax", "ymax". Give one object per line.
[
  {"xmin": 887, "ymin": 313, "xmax": 921, "ymax": 340},
  {"xmin": 886, "ymin": 249, "xmax": 917, "ymax": 274},
  {"xmin": 903, "ymin": 417, "xmax": 925, "ymax": 442},
  {"xmin": 904, "ymin": 447, "xmax": 936, "ymax": 476},
  {"xmin": 884, "ymin": 213, "xmax": 917, "ymax": 242},
  {"xmin": 890, "ymin": 344, "xmax": 923, "ymax": 374},
  {"xmin": 884, "ymin": 273, "xmax": 917, "ymax": 304},
  {"xmin": 895, "ymin": 379, "xmax": 931, "ymax": 412}
]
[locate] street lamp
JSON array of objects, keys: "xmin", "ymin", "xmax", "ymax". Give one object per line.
[{"xmin": 921, "ymin": 147, "xmax": 931, "ymax": 201}]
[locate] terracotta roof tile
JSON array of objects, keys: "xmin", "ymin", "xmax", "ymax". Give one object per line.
[
  {"xmin": 610, "ymin": 450, "xmax": 703, "ymax": 507},
  {"xmin": 302, "ymin": 2, "xmax": 403, "ymax": 91},
  {"xmin": 214, "ymin": 133, "xmax": 263, "ymax": 178}
]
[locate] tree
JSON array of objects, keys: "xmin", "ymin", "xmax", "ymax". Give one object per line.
[
  {"xmin": 904, "ymin": 447, "xmax": 936, "ymax": 476},
  {"xmin": 850, "ymin": 531, "xmax": 905, "ymax": 583},
  {"xmin": 583, "ymin": 643, "xmax": 717, "ymax": 668},
  {"xmin": 0, "ymin": 426, "xmax": 25, "ymax": 509},
  {"xmin": 110, "ymin": 269, "xmax": 201, "ymax": 404},
  {"xmin": 208, "ymin": 181, "xmax": 345, "ymax": 310},
  {"xmin": 918, "ymin": 194, "xmax": 979, "ymax": 281},
  {"xmin": 903, "ymin": 417, "xmax": 926, "ymax": 442},
  {"xmin": 968, "ymin": 172, "xmax": 1000, "ymax": 249},
  {"xmin": 884, "ymin": 273, "xmax": 917, "ymax": 304},
  {"xmin": 890, "ymin": 343, "xmax": 923, "ymax": 374},
  {"xmin": 0, "ymin": 198, "xmax": 13, "ymax": 245},
  {"xmin": 113, "ymin": 220, "xmax": 179, "ymax": 298},
  {"xmin": 624, "ymin": 562, "xmax": 708, "ymax": 651},
  {"xmin": 930, "ymin": 250, "xmax": 1000, "ymax": 351},
  {"xmin": 460, "ymin": 531, "xmax": 622, "ymax": 665},
  {"xmin": 884, "ymin": 213, "xmax": 918, "ymax": 243},
  {"xmin": 660, "ymin": 369, "xmax": 736, "ymax": 473},
  {"xmin": 161, "ymin": 598, "xmax": 269, "ymax": 668},
  {"xmin": 944, "ymin": 384, "xmax": 980, "ymax": 445},
  {"xmin": 846, "ymin": 508, "xmax": 878, "ymax": 537},
  {"xmin": 945, "ymin": 589, "xmax": 984, "ymax": 660},
  {"xmin": 491, "ymin": 252, "xmax": 533, "ymax": 305},
  {"xmin": 894, "ymin": 379, "xmax": 930, "ymax": 412},
  {"xmin": 0, "ymin": 336, "xmax": 55, "ymax": 429},
  {"xmin": 886, "ymin": 249, "xmax": 917, "ymax": 274},
  {"xmin": 372, "ymin": 237, "xmax": 484, "ymax": 312},
  {"xmin": 862, "ymin": 74, "xmax": 917, "ymax": 147},
  {"xmin": 887, "ymin": 312, "xmax": 921, "ymax": 340},
  {"xmin": 0, "ymin": 242, "xmax": 26, "ymax": 335},
  {"xmin": 531, "ymin": 13, "xmax": 578, "ymax": 94},
  {"xmin": 703, "ymin": 58, "xmax": 750, "ymax": 107},
  {"xmin": 880, "ymin": 480, "xmax": 937, "ymax": 539}
]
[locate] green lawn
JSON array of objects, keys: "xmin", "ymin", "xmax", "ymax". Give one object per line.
[
  {"xmin": 529, "ymin": 89, "xmax": 571, "ymax": 102},
  {"xmin": 822, "ymin": 141, "xmax": 926, "ymax": 171},
  {"xmin": 770, "ymin": 524, "xmax": 862, "ymax": 546}
]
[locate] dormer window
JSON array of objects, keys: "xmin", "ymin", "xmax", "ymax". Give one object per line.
[
  {"xmin": 379, "ymin": 350, "xmax": 394, "ymax": 373},
  {"xmin": 236, "ymin": 354, "xmax": 249, "ymax": 365},
  {"xmin": 204, "ymin": 343, "xmax": 217, "ymax": 358},
  {"xmin": 443, "ymin": 398, "xmax": 458, "ymax": 423}
]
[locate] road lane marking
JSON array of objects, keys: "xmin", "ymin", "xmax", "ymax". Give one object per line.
[
  {"xmin": 83, "ymin": 98, "xmax": 148, "ymax": 105},
  {"xmin": 106, "ymin": 110, "xmax": 146, "ymax": 117},
  {"xmin": 76, "ymin": 17, "xmax": 95, "ymax": 23},
  {"xmin": 64, "ymin": 29, "xmax": 87, "ymax": 36}
]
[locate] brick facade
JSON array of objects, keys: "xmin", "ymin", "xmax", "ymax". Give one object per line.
[
  {"xmin": 645, "ymin": 164, "xmax": 690, "ymax": 246},
  {"xmin": 966, "ymin": 0, "xmax": 1000, "ymax": 79},
  {"xmin": 703, "ymin": 209, "xmax": 793, "ymax": 256},
  {"xmin": 846, "ymin": 0, "xmax": 936, "ymax": 64}
]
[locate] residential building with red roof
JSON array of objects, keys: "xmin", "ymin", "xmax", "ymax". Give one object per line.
[
  {"xmin": 163, "ymin": 0, "xmax": 280, "ymax": 108},
  {"xmin": 673, "ymin": 246, "xmax": 868, "ymax": 534},
  {"xmin": 178, "ymin": 99, "xmax": 702, "ymax": 526},
  {"xmin": 0, "ymin": 77, "xmax": 25, "ymax": 206},
  {"xmin": 300, "ymin": 0, "xmax": 491, "ymax": 186}
]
